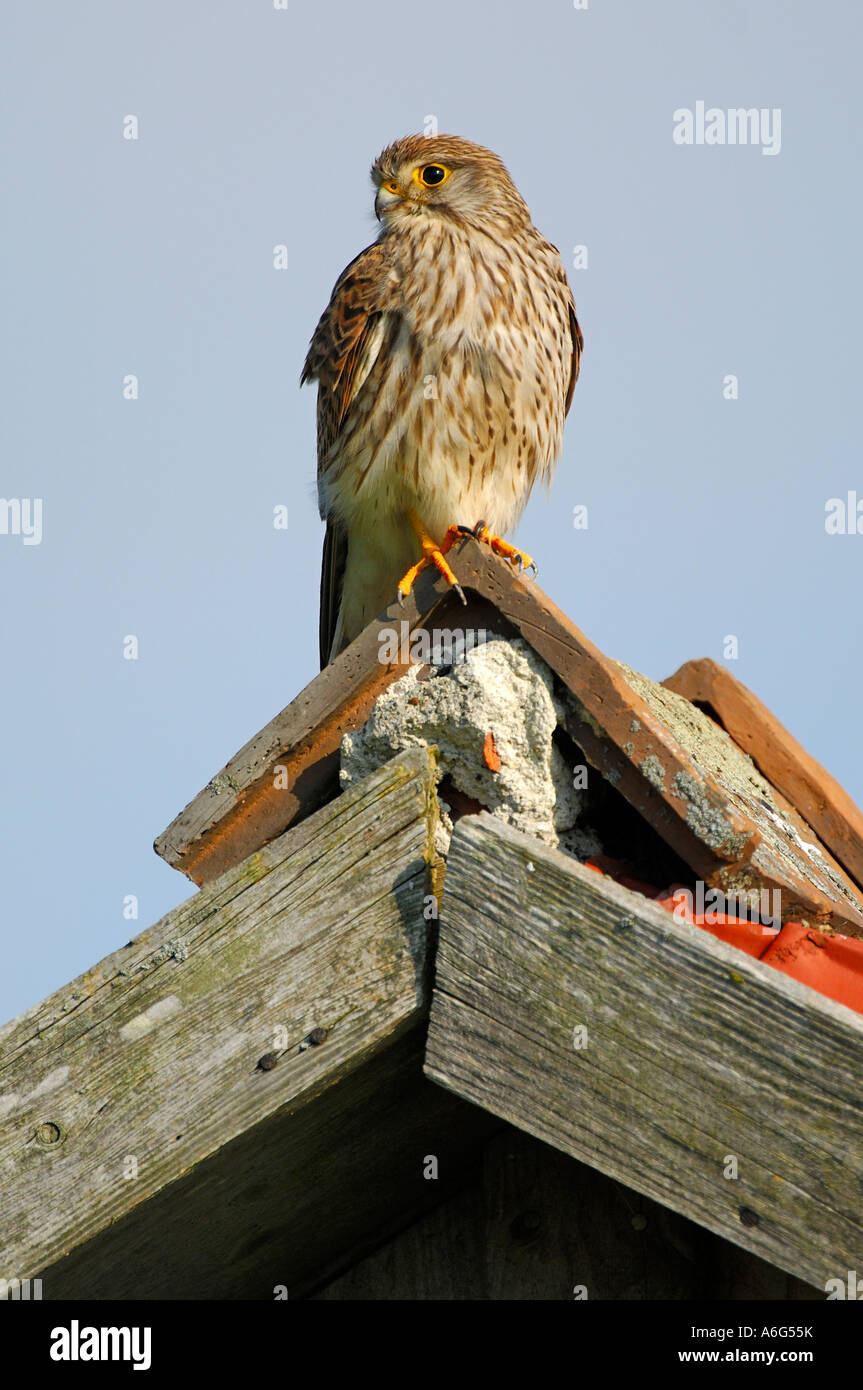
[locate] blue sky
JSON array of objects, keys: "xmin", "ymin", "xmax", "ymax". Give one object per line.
[{"xmin": 2, "ymin": 0, "xmax": 861, "ymax": 1022}]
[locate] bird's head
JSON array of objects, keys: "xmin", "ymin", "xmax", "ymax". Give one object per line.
[{"xmin": 371, "ymin": 134, "xmax": 530, "ymax": 234}]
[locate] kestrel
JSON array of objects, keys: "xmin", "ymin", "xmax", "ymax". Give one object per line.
[{"xmin": 302, "ymin": 134, "xmax": 582, "ymax": 668}]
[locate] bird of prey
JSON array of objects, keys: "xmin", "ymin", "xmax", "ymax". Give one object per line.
[{"xmin": 302, "ymin": 133, "xmax": 582, "ymax": 668}]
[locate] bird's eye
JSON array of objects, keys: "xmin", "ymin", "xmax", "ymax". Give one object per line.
[{"xmin": 417, "ymin": 164, "xmax": 450, "ymax": 188}]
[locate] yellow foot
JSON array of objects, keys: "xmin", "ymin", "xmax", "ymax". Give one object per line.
[
  {"xmin": 458, "ymin": 521, "xmax": 538, "ymax": 578},
  {"xmin": 397, "ymin": 517, "xmax": 467, "ymax": 606}
]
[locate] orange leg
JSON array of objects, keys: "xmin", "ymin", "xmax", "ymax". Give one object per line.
[{"xmin": 397, "ymin": 513, "xmax": 467, "ymax": 605}]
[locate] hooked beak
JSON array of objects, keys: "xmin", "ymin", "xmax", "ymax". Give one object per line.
[{"xmin": 375, "ymin": 184, "xmax": 405, "ymax": 222}]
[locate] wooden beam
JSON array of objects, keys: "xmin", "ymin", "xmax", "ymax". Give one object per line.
[
  {"xmin": 425, "ymin": 812, "xmax": 863, "ymax": 1291},
  {"xmin": 0, "ymin": 749, "xmax": 495, "ymax": 1298},
  {"xmin": 314, "ymin": 1127, "xmax": 818, "ymax": 1300},
  {"xmin": 37, "ymin": 1027, "xmax": 499, "ymax": 1300}
]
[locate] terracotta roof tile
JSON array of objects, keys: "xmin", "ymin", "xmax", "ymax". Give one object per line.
[
  {"xmin": 663, "ymin": 657, "xmax": 863, "ymax": 891},
  {"xmin": 155, "ymin": 540, "xmax": 863, "ymax": 941}
]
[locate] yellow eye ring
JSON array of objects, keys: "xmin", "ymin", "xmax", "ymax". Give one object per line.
[{"xmin": 413, "ymin": 163, "xmax": 451, "ymax": 189}]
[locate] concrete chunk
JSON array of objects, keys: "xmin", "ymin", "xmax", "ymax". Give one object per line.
[{"xmin": 340, "ymin": 637, "xmax": 596, "ymax": 855}]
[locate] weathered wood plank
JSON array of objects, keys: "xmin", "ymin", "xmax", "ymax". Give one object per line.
[
  {"xmin": 425, "ymin": 812, "xmax": 863, "ymax": 1291},
  {"xmin": 314, "ymin": 1127, "xmax": 818, "ymax": 1300},
  {"xmin": 40, "ymin": 1027, "xmax": 499, "ymax": 1300},
  {"xmin": 0, "ymin": 748, "xmax": 446, "ymax": 1295}
]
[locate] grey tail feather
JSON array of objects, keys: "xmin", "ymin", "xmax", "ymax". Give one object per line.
[{"xmin": 319, "ymin": 518, "xmax": 348, "ymax": 669}]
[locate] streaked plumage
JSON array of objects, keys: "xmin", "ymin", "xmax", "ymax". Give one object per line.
[{"xmin": 302, "ymin": 134, "xmax": 582, "ymax": 667}]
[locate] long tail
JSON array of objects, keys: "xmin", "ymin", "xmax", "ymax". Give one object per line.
[{"xmin": 318, "ymin": 517, "xmax": 348, "ymax": 669}]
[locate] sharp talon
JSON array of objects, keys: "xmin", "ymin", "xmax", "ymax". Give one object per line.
[
  {"xmin": 397, "ymin": 511, "xmax": 538, "ymax": 597},
  {"xmin": 397, "ymin": 511, "xmax": 533, "ymax": 609},
  {"xmin": 397, "ymin": 512, "xmax": 465, "ymax": 606}
]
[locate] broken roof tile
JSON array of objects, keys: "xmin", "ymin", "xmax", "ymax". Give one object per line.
[
  {"xmin": 663, "ymin": 657, "xmax": 863, "ymax": 891},
  {"xmin": 155, "ymin": 540, "xmax": 863, "ymax": 940}
]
